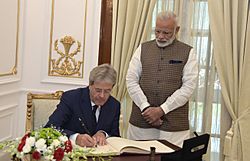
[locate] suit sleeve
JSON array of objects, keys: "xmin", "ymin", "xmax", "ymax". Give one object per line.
[
  {"xmin": 45, "ymin": 93, "xmax": 75, "ymax": 137},
  {"xmin": 108, "ymin": 101, "xmax": 121, "ymax": 137}
]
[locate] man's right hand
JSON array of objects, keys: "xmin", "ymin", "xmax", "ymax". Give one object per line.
[
  {"xmin": 150, "ymin": 118, "xmax": 163, "ymax": 127},
  {"xmin": 76, "ymin": 134, "xmax": 96, "ymax": 147},
  {"xmin": 142, "ymin": 106, "xmax": 164, "ymax": 124}
]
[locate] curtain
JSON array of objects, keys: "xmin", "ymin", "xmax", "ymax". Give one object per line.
[
  {"xmin": 208, "ymin": 1, "xmax": 250, "ymax": 161},
  {"xmin": 178, "ymin": 1, "xmax": 219, "ymax": 161},
  {"xmin": 111, "ymin": 0, "xmax": 156, "ymax": 137}
]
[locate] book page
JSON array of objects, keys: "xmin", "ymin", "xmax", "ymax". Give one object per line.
[
  {"xmin": 89, "ymin": 144, "xmax": 120, "ymax": 156},
  {"xmin": 74, "ymin": 144, "xmax": 120, "ymax": 156},
  {"xmin": 106, "ymin": 137, "xmax": 174, "ymax": 154},
  {"xmin": 74, "ymin": 137, "xmax": 174, "ymax": 156}
]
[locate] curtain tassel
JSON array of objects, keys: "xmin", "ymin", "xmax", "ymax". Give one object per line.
[{"xmin": 223, "ymin": 122, "xmax": 234, "ymax": 156}]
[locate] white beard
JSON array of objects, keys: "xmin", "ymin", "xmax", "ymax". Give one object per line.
[{"xmin": 156, "ymin": 36, "xmax": 175, "ymax": 48}]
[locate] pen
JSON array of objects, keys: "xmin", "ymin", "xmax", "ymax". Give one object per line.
[
  {"xmin": 78, "ymin": 117, "xmax": 91, "ymax": 135},
  {"xmin": 78, "ymin": 117, "xmax": 97, "ymax": 147}
]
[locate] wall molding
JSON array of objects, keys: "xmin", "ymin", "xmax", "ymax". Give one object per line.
[
  {"xmin": 0, "ymin": 89, "xmax": 20, "ymax": 97},
  {"xmin": 0, "ymin": 104, "xmax": 18, "ymax": 113},
  {"xmin": 0, "ymin": 0, "xmax": 20, "ymax": 77},
  {"xmin": 21, "ymin": 88, "xmax": 58, "ymax": 94},
  {"xmin": 41, "ymin": 78, "xmax": 88, "ymax": 86},
  {"xmin": 0, "ymin": 104, "xmax": 17, "ymax": 142},
  {"xmin": 0, "ymin": 77, "xmax": 21, "ymax": 85}
]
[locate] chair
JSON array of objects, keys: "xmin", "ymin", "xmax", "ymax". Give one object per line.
[
  {"xmin": 25, "ymin": 91, "xmax": 63, "ymax": 133},
  {"xmin": 161, "ymin": 133, "xmax": 210, "ymax": 161}
]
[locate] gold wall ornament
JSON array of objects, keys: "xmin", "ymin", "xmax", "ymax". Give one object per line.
[
  {"xmin": 12, "ymin": 66, "xmax": 17, "ymax": 75},
  {"xmin": 50, "ymin": 36, "xmax": 83, "ymax": 76}
]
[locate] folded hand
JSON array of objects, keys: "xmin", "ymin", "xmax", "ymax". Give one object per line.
[
  {"xmin": 142, "ymin": 107, "xmax": 164, "ymax": 124},
  {"xmin": 150, "ymin": 118, "xmax": 163, "ymax": 127}
]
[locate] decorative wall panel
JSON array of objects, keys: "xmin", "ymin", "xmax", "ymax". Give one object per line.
[
  {"xmin": 0, "ymin": 0, "xmax": 20, "ymax": 77},
  {"xmin": 48, "ymin": 0, "xmax": 87, "ymax": 78},
  {"xmin": 0, "ymin": 104, "xmax": 17, "ymax": 142}
]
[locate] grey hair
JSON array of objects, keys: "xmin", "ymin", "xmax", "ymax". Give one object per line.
[
  {"xmin": 156, "ymin": 11, "xmax": 178, "ymax": 26},
  {"xmin": 89, "ymin": 64, "xmax": 117, "ymax": 86}
]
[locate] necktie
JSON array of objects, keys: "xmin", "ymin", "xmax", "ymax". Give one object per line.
[
  {"xmin": 91, "ymin": 105, "xmax": 98, "ymax": 135},
  {"xmin": 92, "ymin": 105, "xmax": 98, "ymax": 122}
]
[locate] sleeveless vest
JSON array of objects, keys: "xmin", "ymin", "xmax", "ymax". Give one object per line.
[{"xmin": 129, "ymin": 39, "xmax": 192, "ymax": 131}]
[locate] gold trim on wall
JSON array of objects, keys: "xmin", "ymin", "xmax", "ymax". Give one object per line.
[
  {"xmin": 48, "ymin": 0, "xmax": 88, "ymax": 78},
  {"xmin": 50, "ymin": 36, "xmax": 83, "ymax": 76},
  {"xmin": 0, "ymin": 0, "xmax": 20, "ymax": 77}
]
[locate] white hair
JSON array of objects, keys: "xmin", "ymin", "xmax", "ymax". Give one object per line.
[{"xmin": 156, "ymin": 11, "xmax": 178, "ymax": 26}]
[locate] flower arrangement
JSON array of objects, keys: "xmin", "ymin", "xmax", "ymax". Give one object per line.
[{"xmin": 0, "ymin": 127, "xmax": 94, "ymax": 161}]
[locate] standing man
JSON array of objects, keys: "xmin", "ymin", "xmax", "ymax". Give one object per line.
[
  {"xmin": 126, "ymin": 11, "xmax": 198, "ymax": 147},
  {"xmin": 46, "ymin": 64, "xmax": 120, "ymax": 147}
]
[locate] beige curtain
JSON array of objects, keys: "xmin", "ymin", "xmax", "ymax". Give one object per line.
[
  {"xmin": 176, "ymin": 1, "xmax": 218, "ymax": 161},
  {"xmin": 208, "ymin": 1, "xmax": 250, "ymax": 161},
  {"xmin": 111, "ymin": 0, "xmax": 156, "ymax": 137},
  {"xmin": 111, "ymin": 0, "xmax": 156, "ymax": 99}
]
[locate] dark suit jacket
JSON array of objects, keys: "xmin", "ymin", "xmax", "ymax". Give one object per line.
[{"xmin": 45, "ymin": 87, "xmax": 121, "ymax": 137}]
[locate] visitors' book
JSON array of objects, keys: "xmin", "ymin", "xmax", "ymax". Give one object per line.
[{"xmin": 82, "ymin": 137, "xmax": 175, "ymax": 156}]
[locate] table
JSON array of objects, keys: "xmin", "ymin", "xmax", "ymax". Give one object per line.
[
  {"xmin": 87, "ymin": 154, "xmax": 162, "ymax": 161},
  {"xmin": 7, "ymin": 140, "xmax": 180, "ymax": 161}
]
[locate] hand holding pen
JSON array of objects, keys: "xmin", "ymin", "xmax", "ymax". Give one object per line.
[
  {"xmin": 76, "ymin": 134, "xmax": 97, "ymax": 147},
  {"xmin": 78, "ymin": 118, "xmax": 91, "ymax": 135},
  {"xmin": 77, "ymin": 117, "xmax": 96, "ymax": 147}
]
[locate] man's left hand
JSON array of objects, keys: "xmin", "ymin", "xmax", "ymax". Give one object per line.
[
  {"xmin": 142, "ymin": 107, "xmax": 164, "ymax": 124},
  {"xmin": 92, "ymin": 131, "xmax": 107, "ymax": 146}
]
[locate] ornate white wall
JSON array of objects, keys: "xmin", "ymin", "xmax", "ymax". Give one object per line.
[{"xmin": 0, "ymin": 0, "xmax": 101, "ymax": 141}]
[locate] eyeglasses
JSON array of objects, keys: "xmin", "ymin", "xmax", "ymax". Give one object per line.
[
  {"xmin": 155, "ymin": 28, "xmax": 175, "ymax": 37},
  {"xmin": 93, "ymin": 87, "xmax": 112, "ymax": 96}
]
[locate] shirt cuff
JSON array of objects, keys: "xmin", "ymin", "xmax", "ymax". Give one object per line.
[
  {"xmin": 160, "ymin": 103, "xmax": 171, "ymax": 114},
  {"xmin": 98, "ymin": 130, "xmax": 109, "ymax": 138},
  {"xmin": 140, "ymin": 102, "xmax": 151, "ymax": 111},
  {"xmin": 69, "ymin": 133, "xmax": 79, "ymax": 145}
]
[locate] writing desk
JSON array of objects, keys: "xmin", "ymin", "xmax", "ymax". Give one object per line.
[{"xmin": 7, "ymin": 140, "xmax": 179, "ymax": 161}]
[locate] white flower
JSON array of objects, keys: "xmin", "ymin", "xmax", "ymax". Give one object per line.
[
  {"xmin": 47, "ymin": 145, "xmax": 54, "ymax": 150},
  {"xmin": 35, "ymin": 138, "xmax": 47, "ymax": 151},
  {"xmin": 16, "ymin": 152, "xmax": 24, "ymax": 158},
  {"xmin": 51, "ymin": 139, "xmax": 60, "ymax": 147},
  {"xmin": 44, "ymin": 155, "xmax": 54, "ymax": 160},
  {"xmin": 25, "ymin": 137, "xmax": 35, "ymax": 146},
  {"xmin": 22, "ymin": 144, "xmax": 31, "ymax": 153},
  {"xmin": 59, "ymin": 135, "xmax": 68, "ymax": 142}
]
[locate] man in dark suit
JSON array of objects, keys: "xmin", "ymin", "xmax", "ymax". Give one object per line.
[{"xmin": 46, "ymin": 64, "xmax": 120, "ymax": 147}]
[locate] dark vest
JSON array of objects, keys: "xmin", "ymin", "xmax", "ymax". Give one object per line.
[{"xmin": 129, "ymin": 39, "xmax": 192, "ymax": 131}]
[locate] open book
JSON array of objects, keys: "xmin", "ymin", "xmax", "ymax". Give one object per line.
[{"xmin": 85, "ymin": 137, "xmax": 174, "ymax": 156}]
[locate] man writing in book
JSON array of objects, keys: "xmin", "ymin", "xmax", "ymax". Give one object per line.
[
  {"xmin": 126, "ymin": 11, "xmax": 198, "ymax": 147},
  {"xmin": 46, "ymin": 64, "xmax": 120, "ymax": 147}
]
